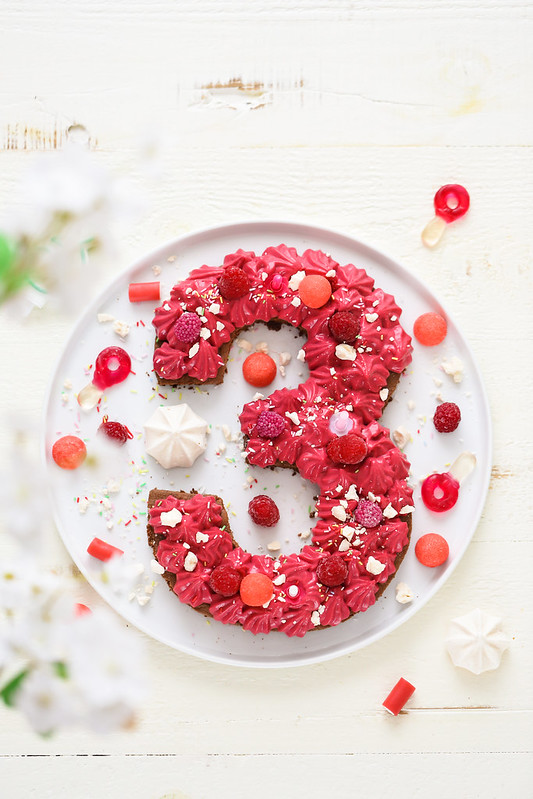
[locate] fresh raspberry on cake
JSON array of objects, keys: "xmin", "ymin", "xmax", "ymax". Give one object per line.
[
  {"xmin": 433, "ymin": 402, "xmax": 461, "ymax": 433},
  {"xmin": 317, "ymin": 554, "xmax": 348, "ymax": 587},
  {"xmin": 208, "ymin": 563, "xmax": 242, "ymax": 597},
  {"xmin": 326, "ymin": 433, "xmax": 368, "ymax": 465},
  {"xmin": 218, "ymin": 264, "xmax": 250, "ymax": 299},
  {"xmin": 328, "ymin": 309, "xmax": 362, "ymax": 343},
  {"xmin": 248, "ymin": 495, "xmax": 280, "ymax": 527}
]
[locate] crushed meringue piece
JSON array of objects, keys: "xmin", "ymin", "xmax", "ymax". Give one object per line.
[
  {"xmin": 160, "ymin": 508, "xmax": 183, "ymax": 527},
  {"xmin": 237, "ymin": 339, "xmax": 252, "ymax": 352},
  {"xmin": 335, "ymin": 344, "xmax": 357, "ymax": 361},
  {"xmin": 273, "ymin": 574, "xmax": 286, "ymax": 586},
  {"xmin": 382, "ymin": 503, "xmax": 398, "ymax": 519},
  {"xmin": 392, "ymin": 426, "xmax": 410, "ymax": 449},
  {"xmin": 255, "ymin": 341, "xmax": 269, "ymax": 354},
  {"xmin": 288, "ymin": 270, "xmax": 306, "ymax": 290},
  {"xmin": 291, "ymin": 297, "xmax": 301, "ymax": 307},
  {"xmin": 345, "ymin": 485, "xmax": 359, "ymax": 501},
  {"xmin": 332, "ymin": 505, "xmax": 347, "ymax": 522},
  {"xmin": 150, "ymin": 559, "xmax": 165, "ymax": 575},
  {"xmin": 279, "ymin": 352, "xmax": 291, "ymax": 367},
  {"xmin": 338, "ymin": 539, "xmax": 351, "ymax": 552},
  {"xmin": 399, "ymin": 505, "xmax": 415, "ymax": 515},
  {"xmin": 366, "ymin": 556, "xmax": 386, "ymax": 575},
  {"xmin": 267, "ymin": 540, "xmax": 281, "ymax": 552},
  {"xmin": 441, "ymin": 356, "xmax": 464, "ymax": 384},
  {"xmin": 113, "ymin": 319, "xmax": 130, "ymax": 339},
  {"xmin": 365, "ymin": 313, "xmax": 379, "ymax": 323},
  {"xmin": 188, "ymin": 343, "xmax": 200, "ymax": 358},
  {"xmin": 379, "ymin": 388, "xmax": 389, "ymax": 402},
  {"xmin": 285, "ymin": 411, "xmax": 300, "ymax": 425},
  {"xmin": 395, "ymin": 582, "xmax": 414, "ymax": 604},
  {"xmin": 310, "ymin": 611, "xmax": 321, "ymax": 626},
  {"xmin": 183, "ymin": 552, "xmax": 198, "ymax": 572},
  {"xmin": 296, "ymin": 349, "xmax": 306, "ymax": 362},
  {"xmin": 208, "ymin": 302, "xmax": 220, "ymax": 314},
  {"xmin": 199, "ymin": 328, "xmax": 211, "ymax": 340},
  {"xmin": 97, "ymin": 313, "xmax": 115, "ymax": 323},
  {"xmin": 196, "ymin": 532, "xmax": 209, "ymax": 544}
]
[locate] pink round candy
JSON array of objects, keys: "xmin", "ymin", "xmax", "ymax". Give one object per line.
[
  {"xmin": 92, "ymin": 347, "xmax": 131, "ymax": 390},
  {"xmin": 434, "ymin": 184, "xmax": 470, "ymax": 223},
  {"xmin": 328, "ymin": 411, "xmax": 355, "ymax": 436},
  {"xmin": 256, "ymin": 410, "xmax": 285, "ymax": 439},
  {"xmin": 355, "ymin": 499, "xmax": 383, "ymax": 528},
  {"xmin": 174, "ymin": 312, "xmax": 202, "ymax": 343},
  {"xmin": 421, "ymin": 472, "xmax": 459, "ymax": 512}
]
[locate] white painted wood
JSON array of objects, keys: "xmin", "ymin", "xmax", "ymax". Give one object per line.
[{"xmin": 0, "ymin": 0, "xmax": 532, "ymax": 796}]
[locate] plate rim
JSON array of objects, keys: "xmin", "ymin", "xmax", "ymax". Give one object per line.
[{"xmin": 42, "ymin": 218, "xmax": 493, "ymax": 669}]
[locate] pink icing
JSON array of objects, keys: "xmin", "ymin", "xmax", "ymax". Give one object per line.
[{"xmin": 149, "ymin": 246, "xmax": 414, "ymax": 637}]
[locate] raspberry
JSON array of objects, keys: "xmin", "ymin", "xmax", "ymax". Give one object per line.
[
  {"xmin": 316, "ymin": 554, "xmax": 348, "ymax": 587},
  {"xmin": 256, "ymin": 410, "xmax": 285, "ymax": 439},
  {"xmin": 433, "ymin": 402, "xmax": 461, "ymax": 433},
  {"xmin": 208, "ymin": 563, "xmax": 242, "ymax": 597},
  {"xmin": 248, "ymin": 495, "xmax": 280, "ymax": 527},
  {"xmin": 413, "ymin": 312, "xmax": 447, "ymax": 346},
  {"xmin": 415, "ymin": 533, "xmax": 449, "ymax": 567},
  {"xmin": 242, "ymin": 352, "xmax": 277, "ymax": 387},
  {"xmin": 298, "ymin": 274, "xmax": 332, "ymax": 308},
  {"xmin": 328, "ymin": 310, "xmax": 361, "ymax": 343},
  {"xmin": 174, "ymin": 312, "xmax": 202, "ymax": 343},
  {"xmin": 98, "ymin": 417, "xmax": 133, "ymax": 445},
  {"xmin": 240, "ymin": 572, "xmax": 274, "ymax": 606},
  {"xmin": 218, "ymin": 264, "xmax": 250, "ymax": 300},
  {"xmin": 354, "ymin": 499, "xmax": 383, "ymax": 528},
  {"xmin": 326, "ymin": 433, "xmax": 368, "ymax": 465},
  {"xmin": 52, "ymin": 436, "xmax": 87, "ymax": 470}
]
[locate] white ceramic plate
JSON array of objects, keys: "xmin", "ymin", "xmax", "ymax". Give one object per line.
[{"xmin": 43, "ymin": 221, "xmax": 491, "ymax": 668}]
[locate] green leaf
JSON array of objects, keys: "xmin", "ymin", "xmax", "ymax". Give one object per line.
[
  {"xmin": 0, "ymin": 670, "xmax": 29, "ymax": 707},
  {"xmin": 53, "ymin": 662, "xmax": 68, "ymax": 679}
]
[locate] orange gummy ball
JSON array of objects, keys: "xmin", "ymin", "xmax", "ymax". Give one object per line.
[
  {"xmin": 239, "ymin": 572, "xmax": 274, "ymax": 606},
  {"xmin": 298, "ymin": 275, "xmax": 332, "ymax": 308},
  {"xmin": 242, "ymin": 352, "xmax": 277, "ymax": 387},
  {"xmin": 413, "ymin": 312, "xmax": 447, "ymax": 346},
  {"xmin": 52, "ymin": 435, "xmax": 87, "ymax": 470},
  {"xmin": 415, "ymin": 533, "xmax": 449, "ymax": 567}
]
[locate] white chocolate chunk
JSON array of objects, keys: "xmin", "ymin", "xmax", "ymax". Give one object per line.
[
  {"xmin": 196, "ymin": 532, "xmax": 209, "ymax": 544},
  {"xmin": 311, "ymin": 610, "xmax": 321, "ymax": 626},
  {"xmin": 288, "ymin": 270, "xmax": 306, "ymax": 290},
  {"xmin": 150, "ymin": 559, "xmax": 165, "ymax": 575},
  {"xmin": 188, "ymin": 343, "xmax": 200, "ymax": 358},
  {"xmin": 365, "ymin": 313, "xmax": 379, "ymax": 323},
  {"xmin": 183, "ymin": 552, "xmax": 198, "ymax": 572},
  {"xmin": 392, "ymin": 426, "xmax": 410, "ymax": 449},
  {"xmin": 332, "ymin": 505, "xmax": 347, "ymax": 522},
  {"xmin": 335, "ymin": 344, "xmax": 357, "ymax": 361},
  {"xmin": 366, "ymin": 556, "xmax": 386, "ymax": 575},
  {"xmin": 382, "ymin": 503, "xmax": 398, "ymax": 519},
  {"xmin": 160, "ymin": 508, "xmax": 183, "ymax": 527},
  {"xmin": 395, "ymin": 582, "xmax": 414, "ymax": 604},
  {"xmin": 379, "ymin": 388, "xmax": 389, "ymax": 401}
]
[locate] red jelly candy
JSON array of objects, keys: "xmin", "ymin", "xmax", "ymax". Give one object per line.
[
  {"xmin": 242, "ymin": 352, "xmax": 277, "ymax": 387},
  {"xmin": 298, "ymin": 275, "xmax": 332, "ymax": 308},
  {"xmin": 239, "ymin": 573, "xmax": 274, "ymax": 606},
  {"xmin": 415, "ymin": 533, "xmax": 449, "ymax": 567},
  {"xmin": 383, "ymin": 678, "xmax": 416, "ymax": 716},
  {"xmin": 434, "ymin": 184, "xmax": 470, "ymax": 223},
  {"xmin": 421, "ymin": 472, "xmax": 459, "ymax": 512},
  {"xmin": 93, "ymin": 346, "xmax": 131, "ymax": 390},
  {"xmin": 413, "ymin": 312, "xmax": 447, "ymax": 346},
  {"xmin": 52, "ymin": 435, "xmax": 87, "ymax": 470}
]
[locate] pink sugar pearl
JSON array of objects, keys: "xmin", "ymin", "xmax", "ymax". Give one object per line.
[
  {"xmin": 174, "ymin": 312, "xmax": 202, "ymax": 343},
  {"xmin": 256, "ymin": 410, "xmax": 285, "ymax": 439},
  {"xmin": 354, "ymin": 499, "xmax": 383, "ymax": 528}
]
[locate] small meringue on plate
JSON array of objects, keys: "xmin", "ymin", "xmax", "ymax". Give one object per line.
[{"xmin": 445, "ymin": 608, "xmax": 510, "ymax": 675}]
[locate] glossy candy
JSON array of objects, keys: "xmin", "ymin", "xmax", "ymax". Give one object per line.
[
  {"xmin": 87, "ymin": 537, "xmax": 124, "ymax": 562},
  {"xmin": 298, "ymin": 274, "xmax": 332, "ymax": 308},
  {"xmin": 128, "ymin": 281, "xmax": 160, "ymax": 302},
  {"xmin": 242, "ymin": 352, "xmax": 277, "ymax": 387},
  {"xmin": 239, "ymin": 573, "xmax": 274, "ymax": 606},
  {"xmin": 382, "ymin": 677, "xmax": 416, "ymax": 716},
  {"xmin": 415, "ymin": 533, "xmax": 449, "ymax": 567},
  {"xmin": 421, "ymin": 472, "xmax": 459, "ymax": 512},
  {"xmin": 52, "ymin": 435, "xmax": 87, "ymax": 470},
  {"xmin": 78, "ymin": 346, "xmax": 131, "ymax": 410},
  {"xmin": 413, "ymin": 312, "xmax": 447, "ymax": 346},
  {"xmin": 422, "ymin": 184, "xmax": 470, "ymax": 248}
]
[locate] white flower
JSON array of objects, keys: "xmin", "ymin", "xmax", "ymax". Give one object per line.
[
  {"xmin": 14, "ymin": 665, "xmax": 78, "ymax": 735},
  {"xmin": 66, "ymin": 611, "xmax": 145, "ymax": 709}
]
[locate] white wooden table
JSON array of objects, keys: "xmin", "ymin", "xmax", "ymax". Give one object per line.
[{"xmin": 1, "ymin": 2, "xmax": 531, "ymax": 796}]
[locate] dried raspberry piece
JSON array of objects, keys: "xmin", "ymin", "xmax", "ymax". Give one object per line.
[
  {"xmin": 98, "ymin": 417, "xmax": 133, "ymax": 445},
  {"xmin": 328, "ymin": 309, "xmax": 361, "ymax": 343},
  {"xmin": 256, "ymin": 410, "xmax": 285, "ymax": 439},
  {"xmin": 218, "ymin": 264, "xmax": 250, "ymax": 300},
  {"xmin": 174, "ymin": 312, "xmax": 202, "ymax": 343},
  {"xmin": 433, "ymin": 402, "xmax": 461, "ymax": 433},
  {"xmin": 317, "ymin": 554, "xmax": 348, "ymax": 587},
  {"xmin": 354, "ymin": 499, "xmax": 383, "ymax": 528},
  {"xmin": 242, "ymin": 352, "xmax": 277, "ymax": 387},
  {"xmin": 208, "ymin": 563, "xmax": 242, "ymax": 597},
  {"xmin": 248, "ymin": 495, "xmax": 280, "ymax": 527},
  {"xmin": 326, "ymin": 433, "xmax": 368, "ymax": 465}
]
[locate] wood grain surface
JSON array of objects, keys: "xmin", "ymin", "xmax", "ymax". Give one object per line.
[{"xmin": 0, "ymin": 1, "xmax": 531, "ymax": 797}]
